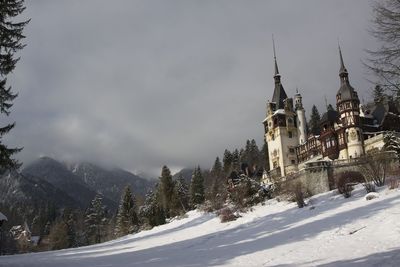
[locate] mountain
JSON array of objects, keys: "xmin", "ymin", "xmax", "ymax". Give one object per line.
[
  {"xmin": 21, "ymin": 157, "xmax": 117, "ymax": 210},
  {"xmin": 0, "ymin": 170, "xmax": 79, "ymax": 209},
  {"xmin": 68, "ymin": 162, "xmax": 156, "ymax": 203},
  {"xmin": 172, "ymin": 168, "xmax": 194, "ymax": 184},
  {"xmin": 0, "ymin": 170, "xmax": 81, "ymax": 226}
]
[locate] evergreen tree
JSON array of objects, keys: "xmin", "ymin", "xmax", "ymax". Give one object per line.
[
  {"xmin": 115, "ymin": 186, "xmax": 139, "ymax": 237},
  {"xmin": 61, "ymin": 208, "xmax": 76, "ymax": 247},
  {"xmin": 85, "ymin": 194, "xmax": 106, "ymax": 244},
  {"xmin": 158, "ymin": 165, "xmax": 175, "ymax": 217},
  {"xmin": 211, "ymin": 157, "xmax": 223, "ymax": 178},
  {"xmin": 209, "ymin": 157, "xmax": 225, "ymax": 209},
  {"xmin": 0, "ymin": 0, "xmax": 29, "ymax": 171},
  {"xmin": 222, "ymin": 149, "xmax": 232, "ymax": 174},
  {"xmin": 231, "ymin": 149, "xmax": 240, "ymax": 172},
  {"xmin": 174, "ymin": 174, "xmax": 189, "ymax": 212},
  {"xmin": 249, "ymin": 139, "xmax": 260, "ymax": 169},
  {"xmin": 190, "ymin": 166, "xmax": 205, "ymax": 206},
  {"xmin": 373, "ymin": 85, "xmax": 385, "ymax": 104},
  {"xmin": 309, "ymin": 105, "xmax": 321, "ymax": 135},
  {"xmin": 139, "ymin": 188, "xmax": 165, "ymax": 227},
  {"xmin": 261, "ymin": 142, "xmax": 270, "ymax": 171},
  {"xmin": 48, "ymin": 220, "xmax": 69, "ymax": 250},
  {"xmin": 327, "ymin": 104, "xmax": 335, "ymax": 111}
]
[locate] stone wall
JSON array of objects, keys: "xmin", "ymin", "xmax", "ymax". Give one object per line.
[{"xmin": 280, "ymin": 153, "xmax": 399, "ymax": 196}]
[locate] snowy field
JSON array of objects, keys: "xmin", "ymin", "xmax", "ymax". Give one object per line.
[{"xmin": 1, "ymin": 185, "xmax": 400, "ymax": 267}]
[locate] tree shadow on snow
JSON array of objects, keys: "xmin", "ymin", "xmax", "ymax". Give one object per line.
[{"xmin": 53, "ymin": 193, "xmax": 400, "ymax": 267}]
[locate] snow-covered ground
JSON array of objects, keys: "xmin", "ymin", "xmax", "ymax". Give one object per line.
[{"xmin": 1, "ymin": 185, "xmax": 400, "ymax": 267}]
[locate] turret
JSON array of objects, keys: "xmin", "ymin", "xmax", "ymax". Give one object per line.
[
  {"xmin": 295, "ymin": 89, "xmax": 307, "ymax": 144},
  {"xmin": 263, "ymin": 38, "xmax": 299, "ymax": 178},
  {"xmin": 336, "ymin": 45, "xmax": 363, "ymax": 159}
]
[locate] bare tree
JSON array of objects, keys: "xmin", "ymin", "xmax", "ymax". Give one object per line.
[
  {"xmin": 359, "ymin": 152, "xmax": 394, "ymax": 187},
  {"xmin": 365, "ymin": 0, "xmax": 400, "ymax": 95}
]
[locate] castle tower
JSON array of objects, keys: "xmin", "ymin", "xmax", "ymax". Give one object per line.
[
  {"xmin": 294, "ymin": 89, "xmax": 307, "ymax": 144},
  {"xmin": 336, "ymin": 46, "xmax": 364, "ymax": 159},
  {"xmin": 263, "ymin": 42, "xmax": 299, "ymax": 177}
]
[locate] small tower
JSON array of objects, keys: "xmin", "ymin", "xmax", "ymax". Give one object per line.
[
  {"xmin": 294, "ymin": 89, "xmax": 307, "ymax": 144},
  {"xmin": 336, "ymin": 46, "xmax": 364, "ymax": 159},
  {"xmin": 263, "ymin": 41, "xmax": 299, "ymax": 177}
]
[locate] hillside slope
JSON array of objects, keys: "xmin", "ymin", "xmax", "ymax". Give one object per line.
[{"xmin": 1, "ymin": 186, "xmax": 399, "ymax": 267}]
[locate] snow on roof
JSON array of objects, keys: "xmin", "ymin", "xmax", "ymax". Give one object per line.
[
  {"xmin": 0, "ymin": 212, "xmax": 7, "ymax": 221},
  {"xmin": 273, "ymin": 109, "xmax": 285, "ymax": 116}
]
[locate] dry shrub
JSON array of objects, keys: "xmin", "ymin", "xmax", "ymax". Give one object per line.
[
  {"xmin": 389, "ymin": 178, "xmax": 399, "ymax": 190},
  {"xmin": 335, "ymin": 171, "xmax": 365, "ymax": 198},
  {"xmin": 293, "ymin": 182, "xmax": 306, "ymax": 208},
  {"xmin": 278, "ymin": 180, "xmax": 309, "ymax": 208},
  {"xmin": 217, "ymin": 207, "xmax": 239, "ymax": 223}
]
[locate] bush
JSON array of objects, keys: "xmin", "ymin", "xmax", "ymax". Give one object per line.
[
  {"xmin": 293, "ymin": 182, "xmax": 306, "ymax": 208},
  {"xmin": 335, "ymin": 171, "xmax": 365, "ymax": 198},
  {"xmin": 389, "ymin": 178, "xmax": 399, "ymax": 190},
  {"xmin": 363, "ymin": 182, "xmax": 376, "ymax": 193},
  {"xmin": 217, "ymin": 207, "xmax": 239, "ymax": 223},
  {"xmin": 228, "ymin": 175, "xmax": 265, "ymax": 208}
]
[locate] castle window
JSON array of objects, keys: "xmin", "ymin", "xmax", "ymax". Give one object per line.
[
  {"xmin": 289, "ymin": 148, "xmax": 295, "ymax": 154},
  {"xmin": 288, "ymin": 131, "xmax": 293, "ymax": 138},
  {"xmin": 291, "ymin": 160, "xmax": 296, "ymax": 164},
  {"xmin": 326, "ymin": 140, "xmax": 331, "ymax": 148}
]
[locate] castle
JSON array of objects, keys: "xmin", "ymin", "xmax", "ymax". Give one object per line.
[{"xmin": 263, "ymin": 45, "xmax": 400, "ymax": 183}]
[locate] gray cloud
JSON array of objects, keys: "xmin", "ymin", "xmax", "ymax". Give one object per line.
[{"xmin": 5, "ymin": 0, "xmax": 377, "ymax": 175}]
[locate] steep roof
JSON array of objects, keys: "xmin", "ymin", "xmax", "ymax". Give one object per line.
[
  {"xmin": 271, "ymin": 50, "xmax": 287, "ymax": 109},
  {"xmin": 272, "ymin": 81, "xmax": 288, "ymax": 109},
  {"xmin": 336, "ymin": 46, "xmax": 359, "ymax": 103},
  {"xmin": 0, "ymin": 211, "xmax": 7, "ymax": 221}
]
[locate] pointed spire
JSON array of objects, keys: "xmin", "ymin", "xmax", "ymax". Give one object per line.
[
  {"xmin": 338, "ymin": 42, "xmax": 347, "ymax": 75},
  {"xmin": 270, "ymin": 35, "xmax": 287, "ymax": 109},
  {"xmin": 272, "ymin": 34, "xmax": 279, "ymax": 77}
]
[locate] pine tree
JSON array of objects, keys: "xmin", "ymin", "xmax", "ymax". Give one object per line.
[
  {"xmin": 115, "ymin": 186, "xmax": 139, "ymax": 237},
  {"xmin": 309, "ymin": 105, "xmax": 321, "ymax": 136},
  {"xmin": 249, "ymin": 139, "xmax": 260, "ymax": 171},
  {"xmin": 231, "ymin": 149, "xmax": 240, "ymax": 172},
  {"xmin": 174, "ymin": 174, "xmax": 189, "ymax": 212},
  {"xmin": 139, "ymin": 188, "xmax": 166, "ymax": 227},
  {"xmin": 48, "ymin": 220, "xmax": 69, "ymax": 250},
  {"xmin": 373, "ymin": 85, "xmax": 385, "ymax": 104},
  {"xmin": 190, "ymin": 166, "xmax": 205, "ymax": 207},
  {"xmin": 0, "ymin": 0, "xmax": 29, "ymax": 172},
  {"xmin": 210, "ymin": 157, "xmax": 225, "ymax": 209},
  {"xmin": 211, "ymin": 157, "xmax": 223, "ymax": 178},
  {"xmin": 85, "ymin": 194, "xmax": 106, "ymax": 244},
  {"xmin": 158, "ymin": 165, "xmax": 175, "ymax": 217},
  {"xmin": 327, "ymin": 104, "xmax": 335, "ymax": 111},
  {"xmin": 222, "ymin": 149, "xmax": 232, "ymax": 174},
  {"xmin": 260, "ymin": 142, "xmax": 270, "ymax": 171}
]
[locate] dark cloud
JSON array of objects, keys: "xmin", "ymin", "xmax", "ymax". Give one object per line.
[{"xmin": 5, "ymin": 0, "xmax": 376, "ymax": 175}]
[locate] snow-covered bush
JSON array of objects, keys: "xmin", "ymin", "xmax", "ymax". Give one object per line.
[
  {"xmin": 365, "ymin": 192, "xmax": 379, "ymax": 201},
  {"xmin": 227, "ymin": 175, "xmax": 266, "ymax": 209}
]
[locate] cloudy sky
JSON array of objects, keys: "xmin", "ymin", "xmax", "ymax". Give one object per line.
[{"xmin": 5, "ymin": 0, "xmax": 377, "ymax": 175}]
